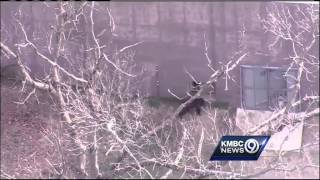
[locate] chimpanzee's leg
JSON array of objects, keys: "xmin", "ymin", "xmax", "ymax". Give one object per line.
[
  {"xmin": 195, "ymin": 98, "xmax": 205, "ymax": 115},
  {"xmin": 178, "ymin": 106, "xmax": 189, "ymax": 118},
  {"xmin": 196, "ymin": 106, "xmax": 201, "ymax": 115}
]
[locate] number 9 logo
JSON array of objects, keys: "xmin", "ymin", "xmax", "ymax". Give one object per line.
[{"xmin": 244, "ymin": 138, "xmax": 260, "ymax": 154}]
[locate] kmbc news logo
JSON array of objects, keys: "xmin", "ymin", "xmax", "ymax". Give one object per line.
[{"xmin": 210, "ymin": 136, "xmax": 270, "ymax": 161}]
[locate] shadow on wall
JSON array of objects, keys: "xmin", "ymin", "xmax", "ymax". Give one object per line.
[{"xmin": 0, "ymin": 63, "xmax": 24, "ymax": 82}]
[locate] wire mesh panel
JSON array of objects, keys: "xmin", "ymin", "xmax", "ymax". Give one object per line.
[{"xmin": 241, "ymin": 65, "xmax": 299, "ymax": 111}]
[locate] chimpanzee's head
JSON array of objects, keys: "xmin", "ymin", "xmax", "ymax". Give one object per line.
[{"xmin": 192, "ymin": 81, "xmax": 201, "ymax": 87}]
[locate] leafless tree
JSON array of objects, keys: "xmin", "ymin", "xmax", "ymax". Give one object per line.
[
  {"xmin": 217, "ymin": 2, "xmax": 319, "ymax": 179},
  {"xmin": 1, "ymin": 1, "xmax": 318, "ymax": 179},
  {"xmin": 247, "ymin": 2, "xmax": 319, "ymax": 134}
]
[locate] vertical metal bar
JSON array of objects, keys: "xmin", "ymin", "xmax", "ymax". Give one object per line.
[{"xmin": 240, "ymin": 66, "xmax": 243, "ymax": 108}]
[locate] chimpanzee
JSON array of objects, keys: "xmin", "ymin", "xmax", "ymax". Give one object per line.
[{"xmin": 177, "ymin": 81, "xmax": 206, "ymax": 118}]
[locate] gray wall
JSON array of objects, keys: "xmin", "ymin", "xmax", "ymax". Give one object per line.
[{"xmin": 1, "ymin": 2, "xmax": 319, "ymax": 109}]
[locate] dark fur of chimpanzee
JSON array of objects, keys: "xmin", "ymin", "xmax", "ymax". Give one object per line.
[
  {"xmin": 177, "ymin": 80, "xmax": 207, "ymax": 118},
  {"xmin": 178, "ymin": 98, "xmax": 206, "ymax": 118}
]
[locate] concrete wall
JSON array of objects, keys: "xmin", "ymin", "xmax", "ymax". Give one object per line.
[
  {"xmin": 109, "ymin": 2, "xmax": 264, "ymax": 99},
  {"xmin": 109, "ymin": 2, "xmax": 319, "ymax": 110},
  {"xmin": 1, "ymin": 2, "xmax": 318, "ymax": 109}
]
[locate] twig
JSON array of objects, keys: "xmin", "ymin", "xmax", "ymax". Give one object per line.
[{"xmin": 103, "ymin": 53, "xmax": 136, "ymax": 77}]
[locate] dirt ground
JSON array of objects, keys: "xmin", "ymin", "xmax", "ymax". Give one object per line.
[{"xmin": 0, "ymin": 79, "xmax": 60, "ymax": 178}]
